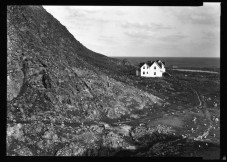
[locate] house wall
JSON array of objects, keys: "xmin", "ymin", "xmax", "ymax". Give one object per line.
[
  {"xmin": 141, "ymin": 64, "xmax": 150, "ymax": 77},
  {"xmin": 136, "ymin": 70, "xmax": 140, "ymax": 76},
  {"xmin": 149, "ymin": 63, "xmax": 162, "ymax": 77},
  {"xmin": 161, "ymin": 64, "xmax": 166, "ymax": 72},
  {"xmin": 157, "ymin": 61, "xmax": 165, "ymax": 72}
]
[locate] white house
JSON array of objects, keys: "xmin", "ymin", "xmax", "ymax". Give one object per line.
[{"xmin": 136, "ymin": 60, "xmax": 166, "ymax": 77}]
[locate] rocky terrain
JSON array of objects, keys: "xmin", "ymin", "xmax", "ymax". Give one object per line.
[{"xmin": 7, "ymin": 6, "xmax": 220, "ymax": 159}]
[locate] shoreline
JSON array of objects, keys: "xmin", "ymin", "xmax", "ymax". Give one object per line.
[{"xmin": 171, "ymin": 69, "xmax": 219, "ymax": 74}]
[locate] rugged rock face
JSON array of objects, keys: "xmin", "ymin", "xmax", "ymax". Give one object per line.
[{"xmin": 7, "ymin": 5, "xmax": 164, "ymax": 156}]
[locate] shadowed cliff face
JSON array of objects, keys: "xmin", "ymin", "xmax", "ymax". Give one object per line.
[{"xmin": 7, "ymin": 6, "xmax": 165, "ymax": 156}]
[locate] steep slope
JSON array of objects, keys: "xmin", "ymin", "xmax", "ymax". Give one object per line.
[{"xmin": 7, "ymin": 6, "xmax": 165, "ymax": 155}]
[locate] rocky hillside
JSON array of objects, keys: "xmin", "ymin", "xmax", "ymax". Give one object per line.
[{"xmin": 7, "ymin": 6, "xmax": 165, "ymax": 156}]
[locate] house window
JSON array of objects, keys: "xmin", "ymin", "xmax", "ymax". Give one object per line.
[
  {"xmin": 154, "ymin": 72, "xmax": 156, "ymax": 75},
  {"xmin": 147, "ymin": 67, "xmax": 149, "ymax": 69},
  {"xmin": 143, "ymin": 72, "xmax": 145, "ymax": 74},
  {"xmin": 147, "ymin": 72, "xmax": 148, "ymax": 74},
  {"xmin": 154, "ymin": 66, "xmax": 156, "ymax": 69},
  {"xmin": 143, "ymin": 67, "xmax": 145, "ymax": 69}
]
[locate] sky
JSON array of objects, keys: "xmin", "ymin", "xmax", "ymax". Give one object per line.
[{"xmin": 43, "ymin": 3, "xmax": 220, "ymax": 57}]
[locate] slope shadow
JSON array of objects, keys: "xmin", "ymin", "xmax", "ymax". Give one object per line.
[{"xmin": 82, "ymin": 133, "xmax": 220, "ymax": 159}]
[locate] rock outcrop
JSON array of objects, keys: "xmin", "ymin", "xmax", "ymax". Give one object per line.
[{"xmin": 7, "ymin": 5, "xmax": 164, "ymax": 156}]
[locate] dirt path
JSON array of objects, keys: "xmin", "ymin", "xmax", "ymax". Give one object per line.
[
  {"xmin": 191, "ymin": 88, "xmax": 202, "ymax": 108},
  {"xmin": 170, "ymin": 73, "xmax": 202, "ymax": 109},
  {"xmin": 185, "ymin": 82, "xmax": 215, "ymax": 141}
]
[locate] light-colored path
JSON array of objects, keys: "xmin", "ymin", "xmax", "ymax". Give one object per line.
[{"xmin": 171, "ymin": 69, "xmax": 218, "ymax": 74}]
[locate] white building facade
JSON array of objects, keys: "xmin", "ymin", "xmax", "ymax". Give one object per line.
[
  {"xmin": 140, "ymin": 63, "xmax": 150, "ymax": 77},
  {"xmin": 138, "ymin": 60, "xmax": 166, "ymax": 77}
]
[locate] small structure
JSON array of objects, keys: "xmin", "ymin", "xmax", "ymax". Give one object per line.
[{"xmin": 136, "ymin": 60, "xmax": 166, "ymax": 77}]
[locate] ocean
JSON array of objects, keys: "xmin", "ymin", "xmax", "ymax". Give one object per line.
[{"xmin": 113, "ymin": 57, "xmax": 220, "ymax": 69}]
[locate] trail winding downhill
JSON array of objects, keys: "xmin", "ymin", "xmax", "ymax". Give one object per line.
[
  {"xmin": 170, "ymin": 73, "xmax": 216, "ymax": 141},
  {"xmin": 193, "ymin": 89, "xmax": 202, "ymax": 108}
]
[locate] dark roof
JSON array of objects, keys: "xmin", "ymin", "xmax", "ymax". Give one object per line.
[
  {"xmin": 139, "ymin": 62, "xmax": 146, "ymax": 68},
  {"xmin": 147, "ymin": 61, "xmax": 155, "ymax": 66},
  {"xmin": 157, "ymin": 62, "xmax": 162, "ymax": 68},
  {"xmin": 139, "ymin": 60, "xmax": 165, "ymax": 69},
  {"xmin": 156, "ymin": 60, "xmax": 165, "ymax": 68}
]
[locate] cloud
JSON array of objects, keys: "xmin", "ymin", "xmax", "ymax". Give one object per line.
[
  {"xmin": 65, "ymin": 6, "xmax": 101, "ymax": 18},
  {"xmin": 125, "ymin": 29, "xmax": 186, "ymax": 43},
  {"xmin": 124, "ymin": 30, "xmax": 153, "ymax": 39},
  {"xmin": 65, "ymin": 7, "xmax": 109, "ymax": 23},
  {"xmin": 68, "ymin": 6, "xmax": 104, "ymax": 13},
  {"xmin": 181, "ymin": 12, "xmax": 218, "ymax": 25},
  {"xmin": 98, "ymin": 35, "xmax": 119, "ymax": 44},
  {"xmin": 157, "ymin": 34, "xmax": 187, "ymax": 42},
  {"xmin": 162, "ymin": 3, "xmax": 220, "ymax": 26},
  {"xmin": 122, "ymin": 21, "xmax": 174, "ymax": 43},
  {"xmin": 122, "ymin": 21, "xmax": 173, "ymax": 31},
  {"xmin": 202, "ymin": 31, "xmax": 219, "ymax": 40}
]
